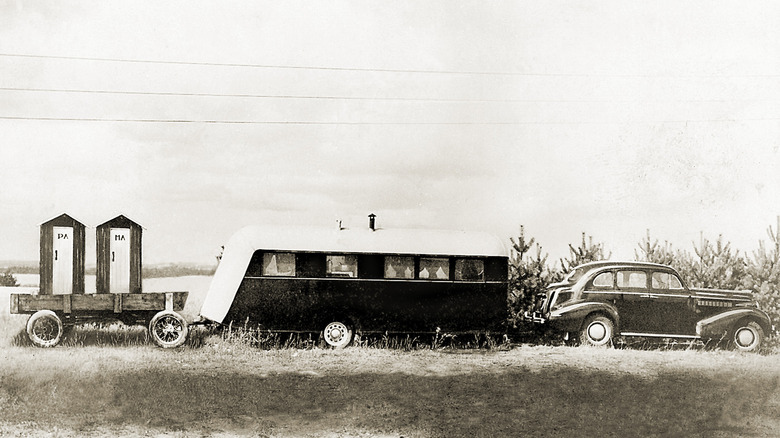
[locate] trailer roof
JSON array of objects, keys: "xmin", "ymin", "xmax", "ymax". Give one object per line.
[
  {"xmin": 199, "ymin": 225, "xmax": 508, "ymax": 324},
  {"xmin": 228, "ymin": 225, "xmax": 508, "ymax": 257}
]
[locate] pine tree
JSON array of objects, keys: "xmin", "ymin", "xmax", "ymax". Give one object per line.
[
  {"xmin": 634, "ymin": 229, "xmax": 676, "ymax": 266},
  {"xmin": 744, "ymin": 220, "xmax": 780, "ymax": 327},
  {"xmin": 559, "ymin": 232, "xmax": 610, "ymax": 273},
  {"xmin": 508, "ymin": 226, "xmax": 557, "ymax": 324},
  {"xmin": 679, "ymin": 233, "xmax": 746, "ymax": 289}
]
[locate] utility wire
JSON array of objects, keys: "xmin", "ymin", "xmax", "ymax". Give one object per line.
[
  {"xmin": 1, "ymin": 115, "xmax": 777, "ymax": 125},
  {"xmin": 0, "ymin": 86, "xmax": 530, "ymax": 103},
  {"xmin": 2, "ymin": 52, "xmax": 779, "ymax": 78},
  {"xmin": 0, "ymin": 53, "xmax": 533, "ymax": 76},
  {"xmin": 1, "ymin": 86, "xmax": 777, "ymax": 104}
]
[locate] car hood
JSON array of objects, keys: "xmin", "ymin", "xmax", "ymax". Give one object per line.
[{"xmin": 690, "ymin": 287, "xmax": 753, "ymax": 302}]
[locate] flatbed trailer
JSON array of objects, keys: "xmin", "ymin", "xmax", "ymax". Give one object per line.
[{"xmin": 10, "ymin": 291, "xmax": 189, "ymax": 348}]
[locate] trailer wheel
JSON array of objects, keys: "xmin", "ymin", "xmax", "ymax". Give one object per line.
[
  {"xmin": 323, "ymin": 321, "xmax": 353, "ymax": 349},
  {"xmin": 26, "ymin": 310, "xmax": 64, "ymax": 348},
  {"xmin": 149, "ymin": 310, "xmax": 188, "ymax": 348}
]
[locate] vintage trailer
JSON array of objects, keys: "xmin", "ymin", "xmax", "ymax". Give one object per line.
[
  {"xmin": 199, "ymin": 217, "xmax": 509, "ymax": 348},
  {"xmin": 10, "ymin": 214, "xmax": 189, "ymax": 348}
]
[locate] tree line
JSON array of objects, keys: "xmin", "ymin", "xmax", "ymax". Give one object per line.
[{"xmin": 509, "ymin": 222, "xmax": 780, "ymax": 331}]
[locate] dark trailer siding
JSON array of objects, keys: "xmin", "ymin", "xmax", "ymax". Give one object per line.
[{"xmin": 223, "ymin": 252, "xmax": 509, "ymax": 333}]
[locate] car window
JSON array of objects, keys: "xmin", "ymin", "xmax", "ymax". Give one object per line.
[
  {"xmin": 591, "ymin": 271, "xmax": 614, "ymax": 288},
  {"xmin": 616, "ymin": 270, "xmax": 647, "ymax": 289},
  {"xmin": 651, "ymin": 272, "xmax": 683, "ymax": 291}
]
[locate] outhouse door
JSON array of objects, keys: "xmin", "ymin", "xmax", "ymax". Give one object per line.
[
  {"xmin": 110, "ymin": 228, "xmax": 131, "ymax": 293},
  {"xmin": 52, "ymin": 226, "xmax": 73, "ymax": 294}
]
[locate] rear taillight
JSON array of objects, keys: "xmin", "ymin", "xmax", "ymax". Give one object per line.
[{"xmin": 551, "ymin": 290, "xmax": 573, "ymax": 310}]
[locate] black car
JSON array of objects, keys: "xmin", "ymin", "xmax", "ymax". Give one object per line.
[{"xmin": 527, "ymin": 261, "xmax": 772, "ymax": 352}]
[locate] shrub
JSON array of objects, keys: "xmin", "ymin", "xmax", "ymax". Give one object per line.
[
  {"xmin": 508, "ymin": 226, "xmax": 564, "ymax": 329},
  {"xmin": 0, "ymin": 269, "xmax": 18, "ymax": 287}
]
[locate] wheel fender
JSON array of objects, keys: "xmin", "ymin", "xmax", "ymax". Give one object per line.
[
  {"xmin": 549, "ymin": 301, "xmax": 620, "ymax": 333},
  {"xmin": 696, "ymin": 308, "xmax": 772, "ymax": 339}
]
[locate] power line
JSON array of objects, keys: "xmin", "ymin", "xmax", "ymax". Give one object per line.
[
  {"xmin": 1, "ymin": 115, "xmax": 777, "ymax": 125},
  {"xmin": 0, "ymin": 53, "xmax": 529, "ymax": 77},
  {"xmin": 2, "ymin": 86, "xmax": 778, "ymax": 104},
  {"xmin": 0, "ymin": 86, "xmax": 527, "ymax": 103},
  {"xmin": 0, "ymin": 116, "xmax": 522, "ymax": 124},
  {"xmin": 2, "ymin": 52, "xmax": 779, "ymax": 78}
]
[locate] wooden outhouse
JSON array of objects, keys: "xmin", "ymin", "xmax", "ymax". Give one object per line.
[
  {"xmin": 39, "ymin": 214, "xmax": 86, "ymax": 295},
  {"xmin": 96, "ymin": 215, "xmax": 142, "ymax": 294}
]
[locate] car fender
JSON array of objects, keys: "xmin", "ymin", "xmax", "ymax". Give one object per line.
[
  {"xmin": 549, "ymin": 301, "xmax": 620, "ymax": 333},
  {"xmin": 696, "ymin": 308, "xmax": 772, "ymax": 339}
]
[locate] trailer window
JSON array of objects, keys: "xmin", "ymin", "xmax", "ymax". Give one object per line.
[
  {"xmin": 327, "ymin": 255, "xmax": 358, "ymax": 278},
  {"xmin": 420, "ymin": 257, "xmax": 449, "ymax": 280},
  {"xmin": 385, "ymin": 256, "xmax": 414, "ymax": 279},
  {"xmin": 263, "ymin": 253, "xmax": 296, "ymax": 277},
  {"xmin": 455, "ymin": 259, "xmax": 484, "ymax": 281}
]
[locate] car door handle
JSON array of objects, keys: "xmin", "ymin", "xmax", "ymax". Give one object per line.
[{"xmin": 640, "ymin": 294, "xmax": 658, "ymax": 299}]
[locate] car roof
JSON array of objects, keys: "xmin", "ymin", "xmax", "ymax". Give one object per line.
[
  {"xmin": 572, "ymin": 260, "xmax": 679, "ymax": 276},
  {"xmin": 573, "ymin": 260, "xmax": 675, "ymax": 272}
]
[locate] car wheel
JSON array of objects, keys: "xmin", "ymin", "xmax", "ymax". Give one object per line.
[
  {"xmin": 730, "ymin": 320, "xmax": 764, "ymax": 353},
  {"xmin": 26, "ymin": 310, "xmax": 64, "ymax": 348},
  {"xmin": 148, "ymin": 310, "xmax": 189, "ymax": 348},
  {"xmin": 579, "ymin": 314, "xmax": 614, "ymax": 347},
  {"xmin": 323, "ymin": 321, "xmax": 353, "ymax": 349}
]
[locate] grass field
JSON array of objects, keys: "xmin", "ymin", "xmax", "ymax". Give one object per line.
[
  {"xmin": 3, "ymin": 280, "xmax": 780, "ymax": 437},
  {"xmin": 1, "ymin": 345, "xmax": 780, "ymax": 437}
]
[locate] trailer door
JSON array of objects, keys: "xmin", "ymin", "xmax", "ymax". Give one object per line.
[
  {"xmin": 110, "ymin": 228, "xmax": 131, "ymax": 293},
  {"xmin": 52, "ymin": 226, "xmax": 73, "ymax": 295}
]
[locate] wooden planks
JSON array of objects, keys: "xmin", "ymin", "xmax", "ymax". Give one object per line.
[{"xmin": 10, "ymin": 292, "xmax": 188, "ymax": 314}]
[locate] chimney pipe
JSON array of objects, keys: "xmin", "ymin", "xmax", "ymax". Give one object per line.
[{"xmin": 368, "ymin": 213, "xmax": 376, "ymax": 231}]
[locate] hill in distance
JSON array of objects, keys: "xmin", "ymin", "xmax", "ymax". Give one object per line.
[{"xmin": 0, "ymin": 261, "xmax": 216, "ymax": 278}]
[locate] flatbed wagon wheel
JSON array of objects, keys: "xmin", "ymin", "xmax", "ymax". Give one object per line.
[
  {"xmin": 323, "ymin": 321, "xmax": 353, "ymax": 349},
  {"xmin": 148, "ymin": 310, "xmax": 188, "ymax": 348},
  {"xmin": 26, "ymin": 310, "xmax": 64, "ymax": 348}
]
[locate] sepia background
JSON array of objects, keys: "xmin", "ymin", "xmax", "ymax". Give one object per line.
[{"xmin": 2, "ymin": 1, "xmax": 779, "ymax": 267}]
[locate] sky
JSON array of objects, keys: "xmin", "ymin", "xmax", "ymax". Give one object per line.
[{"xmin": 1, "ymin": 1, "xmax": 779, "ymax": 266}]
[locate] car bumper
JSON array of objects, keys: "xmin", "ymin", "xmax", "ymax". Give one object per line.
[
  {"xmin": 524, "ymin": 310, "xmax": 548, "ymax": 324},
  {"xmin": 524, "ymin": 310, "xmax": 583, "ymax": 333}
]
